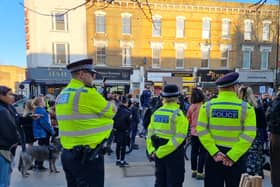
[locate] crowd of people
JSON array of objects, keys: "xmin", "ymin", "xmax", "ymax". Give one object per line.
[{"xmin": 0, "ymin": 58, "xmax": 279, "ymax": 187}]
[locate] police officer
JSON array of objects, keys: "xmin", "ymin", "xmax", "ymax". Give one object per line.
[
  {"xmin": 197, "ymin": 72, "xmax": 256, "ymax": 187},
  {"xmin": 146, "ymin": 84, "xmax": 188, "ymax": 187},
  {"xmin": 55, "ymin": 59, "xmax": 115, "ymax": 187}
]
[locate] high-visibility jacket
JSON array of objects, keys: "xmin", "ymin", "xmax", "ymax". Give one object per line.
[
  {"xmin": 55, "ymin": 79, "xmax": 115, "ymax": 149},
  {"xmin": 146, "ymin": 102, "xmax": 188, "ymax": 159},
  {"xmin": 197, "ymin": 91, "xmax": 256, "ymax": 162}
]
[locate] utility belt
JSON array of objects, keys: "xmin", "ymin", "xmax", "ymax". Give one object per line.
[
  {"xmin": 151, "ymin": 135, "xmax": 168, "ymax": 149},
  {"xmin": 65, "ymin": 140, "xmax": 107, "ymax": 164}
]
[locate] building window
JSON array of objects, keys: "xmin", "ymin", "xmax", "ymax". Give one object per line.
[
  {"xmin": 262, "ymin": 21, "xmax": 271, "ymax": 41},
  {"xmin": 202, "ymin": 18, "xmax": 211, "ymax": 39},
  {"xmin": 244, "ymin": 19, "xmax": 253, "ymax": 41},
  {"xmin": 53, "ymin": 43, "xmax": 69, "ymax": 65},
  {"xmin": 176, "ymin": 17, "xmax": 185, "ymax": 38},
  {"xmin": 222, "ymin": 18, "xmax": 230, "ymax": 39},
  {"xmin": 242, "ymin": 50, "xmax": 251, "ymax": 69},
  {"xmin": 176, "ymin": 47, "xmax": 184, "ymax": 69},
  {"xmin": 122, "ymin": 13, "xmax": 131, "ymax": 35},
  {"xmin": 95, "ymin": 12, "xmax": 106, "ymax": 33},
  {"xmin": 260, "ymin": 46, "xmax": 272, "ymax": 70},
  {"xmin": 201, "ymin": 49, "xmax": 210, "ymax": 68},
  {"xmin": 152, "ymin": 16, "xmax": 161, "ymax": 37},
  {"xmin": 221, "ymin": 49, "xmax": 229, "ymax": 67},
  {"xmin": 152, "ymin": 47, "xmax": 161, "ymax": 68},
  {"xmin": 96, "ymin": 47, "xmax": 106, "ymax": 65},
  {"xmin": 122, "ymin": 47, "xmax": 131, "ymax": 66},
  {"xmin": 52, "ymin": 12, "xmax": 67, "ymax": 31}
]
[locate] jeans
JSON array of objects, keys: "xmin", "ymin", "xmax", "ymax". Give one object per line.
[
  {"xmin": 191, "ymin": 136, "xmax": 206, "ymax": 173},
  {"xmin": 0, "ymin": 154, "xmax": 12, "ymax": 187}
]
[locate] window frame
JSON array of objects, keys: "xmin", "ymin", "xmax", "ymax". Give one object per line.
[
  {"xmin": 152, "ymin": 15, "xmax": 162, "ymax": 37},
  {"xmin": 202, "ymin": 17, "xmax": 211, "ymax": 39},
  {"xmin": 95, "ymin": 11, "xmax": 106, "ymax": 33},
  {"xmin": 262, "ymin": 21, "xmax": 271, "ymax": 41},
  {"xmin": 176, "ymin": 16, "xmax": 185, "ymax": 38},
  {"xmin": 221, "ymin": 18, "xmax": 231, "ymax": 39},
  {"xmin": 121, "ymin": 13, "xmax": 131, "ymax": 35},
  {"xmin": 175, "ymin": 47, "xmax": 185, "ymax": 69},
  {"xmin": 96, "ymin": 47, "xmax": 106, "ymax": 65},
  {"xmin": 122, "ymin": 46, "xmax": 132, "ymax": 67},
  {"xmin": 244, "ymin": 19, "xmax": 253, "ymax": 41},
  {"xmin": 52, "ymin": 11, "xmax": 68, "ymax": 31},
  {"xmin": 52, "ymin": 42, "xmax": 69, "ymax": 65}
]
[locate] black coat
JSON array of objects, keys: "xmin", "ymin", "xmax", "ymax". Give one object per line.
[
  {"xmin": 0, "ymin": 101, "xmax": 20, "ymax": 151},
  {"xmin": 113, "ymin": 105, "xmax": 131, "ymax": 132}
]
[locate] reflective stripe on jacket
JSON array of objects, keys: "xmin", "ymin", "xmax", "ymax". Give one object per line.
[
  {"xmin": 197, "ymin": 91, "xmax": 256, "ymax": 162},
  {"xmin": 55, "ymin": 79, "xmax": 115, "ymax": 149},
  {"xmin": 146, "ymin": 102, "xmax": 188, "ymax": 159}
]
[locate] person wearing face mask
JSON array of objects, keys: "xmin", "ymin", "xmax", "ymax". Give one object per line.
[
  {"xmin": 55, "ymin": 59, "xmax": 115, "ymax": 187},
  {"xmin": 0, "ymin": 86, "xmax": 20, "ymax": 187}
]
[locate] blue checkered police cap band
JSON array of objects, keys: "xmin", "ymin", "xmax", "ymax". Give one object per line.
[
  {"xmin": 69, "ymin": 64, "xmax": 96, "ymax": 73},
  {"xmin": 217, "ymin": 79, "xmax": 239, "ymax": 88},
  {"xmin": 161, "ymin": 91, "xmax": 180, "ymax": 97}
]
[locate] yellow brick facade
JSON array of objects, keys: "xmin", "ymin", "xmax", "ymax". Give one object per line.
[
  {"xmin": 86, "ymin": 0, "xmax": 278, "ymax": 73},
  {"xmin": 0, "ymin": 65, "xmax": 26, "ymax": 93}
]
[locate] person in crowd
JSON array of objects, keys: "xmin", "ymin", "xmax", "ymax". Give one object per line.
[
  {"xmin": 0, "ymin": 86, "xmax": 20, "ymax": 186},
  {"xmin": 139, "ymin": 86, "xmax": 152, "ymax": 136},
  {"xmin": 266, "ymin": 87, "xmax": 280, "ymax": 187},
  {"xmin": 20, "ymin": 100, "xmax": 36, "ymax": 147},
  {"xmin": 130, "ymin": 100, "xmax": 140, "ymax": 150},
  {"xmin": 48, "ymin": 100, "xmax": 59, "ymax": 138},
  {"xmin": 187, "ymin": 87, "xmax": 206, "ymax": 180},
  {"xmin": 142, "ymin": 96, "xmax": 163, "ymax": 136},
  {"xmin": 55, "ymin": 59, "xmax": 115, "ymax": 187},
  {"xmin": 32, "ymin": 97, "xmax": 55, "ymax": 170},
  {"xmin": 197, "ymin": 72, "xmax": 256, "ymax": 187},
  {"xmin": 113, "ymin": 96, "xmax": 131, "ymax": 167},
  {"xmin": 147, "ymin": 84, "xmax": 188, "ymax": 187},
  {"xmin": 238, "ymin": 86, "xmax": 267, "ymax": 177}
]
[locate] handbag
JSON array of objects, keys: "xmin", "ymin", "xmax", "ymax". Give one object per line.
[{"xmin": 239, "ymin": 173, "xmax": 262, "ymax": 187}]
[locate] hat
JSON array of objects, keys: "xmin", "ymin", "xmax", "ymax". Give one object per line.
[
  {"xmin": 161, "ymin": 84, "xmax": 180, "ymax": 97},
  {"xmin": 216, "ymin": 72, "xmax": 239, "ymax": 88},
  {"xmin": 66, "ymin": 59, "xmax": 96, "ymax": 74}
]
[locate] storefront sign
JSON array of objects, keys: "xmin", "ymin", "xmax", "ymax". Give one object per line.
[
  {"xmin": 238, "ymin": 71, "xmax": 274, "ymax": 83},
  {"xmin": 95, "ymin": 68, "xmax": 132, "ymax": 80},
  {"xmin": 27, "ymin": 68, "xmax": 71, "ymax": 82},
  {"xmin": 147, "ymin": 72, "xmax": 172, "ymax": 82},
  {"xmin": 197, "ymin": 69, "xmax": 233, "ymax": 82}
]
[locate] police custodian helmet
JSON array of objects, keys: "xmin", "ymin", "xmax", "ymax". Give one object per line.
[
  {"xmin": 216, "ymin": 72, "xmax": 239, "ymax": 88},
  {"xmin": 161, "ymin": 84, "xmax": 180, "ymax": 97},
  {"xmin": 66, "ymin": 58, "xmax": 97, "ymax": 74}
]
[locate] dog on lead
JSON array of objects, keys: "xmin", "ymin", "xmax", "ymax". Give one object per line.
[{"xmin": 18, "ymin": 137, "xmax": 62, "ymax": 177}]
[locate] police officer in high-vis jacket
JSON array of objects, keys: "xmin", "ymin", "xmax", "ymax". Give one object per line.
[
  {"xmin": 55, "ymin": 59, "xmax": 115, "ymax": 187},
  {"xmin": 146, "ymin": 84, "xmax": 188, "ymax": 187},
  {"xmin": 197, "ymin": 72, "xmax": 256, "ymax": 187}
]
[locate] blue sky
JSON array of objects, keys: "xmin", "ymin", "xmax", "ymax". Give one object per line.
[{"xmin": 0, "ymin": 0, "xmax": 277, "ymax": 68}]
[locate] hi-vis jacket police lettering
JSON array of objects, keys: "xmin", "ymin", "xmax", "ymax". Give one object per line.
[
  {"xmin": 197, "ymin": 91, "xmax": 256, "ymax": 162},
  {"xmin": 55, "ymin": 79, "xmax": 115, "ymax": 149},
  {"xmin": 147, "ymin": 103, "xmax": 189, "ymax": 159}
]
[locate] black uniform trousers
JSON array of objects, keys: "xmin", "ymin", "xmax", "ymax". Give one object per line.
[
  {"xmin": 204, "ymin": 146, "xmax": 246, "ymax": 187},
  {"xmin": 154, "ymin": 145, "xmax": 185, "ymax": 187},
  {"xmin": 61, "ymin": 149, "xmax": 104, "ymax": 187}
]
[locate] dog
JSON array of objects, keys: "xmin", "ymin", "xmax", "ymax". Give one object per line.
[{"xmin": 18, "ymin": 137, "xmax": 62, "ymax": 177}]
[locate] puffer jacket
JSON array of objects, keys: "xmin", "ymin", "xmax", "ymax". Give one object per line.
[{"xmin": 33, "ymin": 106, "xmax": 55, "ymax": 139}]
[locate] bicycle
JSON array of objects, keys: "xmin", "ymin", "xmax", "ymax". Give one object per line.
[{"xmin": 184, "ymin": 135, "xmax": 192, "ymax": 160}]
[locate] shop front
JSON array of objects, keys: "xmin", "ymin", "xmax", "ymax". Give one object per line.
[
  {"xmin": 94, "ymin": 67, "xmax": 133, "ymax": 95},
  {"xmin": 238, "ymin": 70, "xmax": 274, "ymax": 95},
  {"xmin": 197, "ymin": 69, "xmax": 234, "ymax": 92}
]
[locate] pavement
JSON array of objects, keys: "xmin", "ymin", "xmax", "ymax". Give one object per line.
[{"xmin": 10, "ymin": 137, "xmax": 272, "ymax": 187}]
